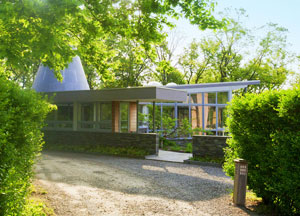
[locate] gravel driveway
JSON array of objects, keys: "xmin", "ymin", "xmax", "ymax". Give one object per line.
[{"xmin": 35, "ymin": 151, "xmax": 256, "ymax": 216}]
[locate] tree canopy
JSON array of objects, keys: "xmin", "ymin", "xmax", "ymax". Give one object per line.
[{"xmin": 0, "ymin": 0, "xmax": 223, "ymax": 87}]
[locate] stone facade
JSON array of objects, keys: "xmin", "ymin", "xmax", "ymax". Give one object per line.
[
  {"xmin": 43, "ymin": 130, "xmax": 159, "ymax": 156},
  {"xmin": 192, "ymin": 135, "xmax": 229, "ymax": 158}
]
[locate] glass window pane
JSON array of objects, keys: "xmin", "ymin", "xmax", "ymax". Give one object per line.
[
  {"xmin": 57, "ymin": 104, "xmax": 73, "ymax": 121},
  {"xmin": 217, "ymin": 92, "xmax": 228, "ymax": 104},
  {"xmin": 178, "ymin": 106, "xmax": 189, "ymax": 126},
  {"xmin": 163, "ymin": 106, "xmax": 174, "ymax": 118},
  {"xmin": 99, "ymin": 103, "xmax": 112, "ymax": 130},
  {"xmin": 191, "ymin": 93, "xmax": 202, "ymax": 104},
  {"xmin": 120, "ymin": 103, "xmax": 129, "ymax": 133},
  {"xmin": 218, "ymin": 107, "xmax": 227, "ymax": 129},
  {"xmin": 205, "ymin": 106, "xmax": 216, "ymax": 129},
  {"xmin": 100, "ymin": 103, "xmax": 112, "ymax": 121},
  {"xmin": 46, "ymin": 110, "xmax": 56, "ymax": 121},
  {"xmin": 138, "ymin": 105, "xmax": 148, "ymax": 129},
  {"xmin": 80, "ymin": 103, "xmax": 94, "ymax": 129},
  {"xmin": 204, "ymin": 93, "xmax": 216, "ymax": 104},
  {"xmin": 81, "ymin": 103, "xmax": 94, "ymax": 121},
  {"xmin": 191, "ymin": 105, "xmax": 203, "ymax": 129}
]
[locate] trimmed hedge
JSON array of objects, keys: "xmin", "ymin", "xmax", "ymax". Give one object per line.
[
  {"xmin": 224, "ymin": 85, "xmax": 300, "ymax": 215},
  {"xmin": 0, "ymin": 78, "xmax": 52, "ymax": 215}
]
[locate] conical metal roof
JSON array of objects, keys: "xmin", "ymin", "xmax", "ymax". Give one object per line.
[{"xmin": 32, "ymin": 56, "xmax": 90, "ymax": 92}]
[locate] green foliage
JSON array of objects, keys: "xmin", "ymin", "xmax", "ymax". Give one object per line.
[
  {"xmin": 44, "ymin": 144, "xmax": 148, "ymax": 158},
  {"xmin": 185, "ymin": 143, "xmax": 193, "ymax": 153},
  {"xmin": 224, "ymin": 86, "xmax": 300, "ymax": 215},
  {"xmin": 22, "ymin": 184, "xmax": 54, "ymax": 216},
  {"xmin": 23, "ymin": 199, "xmax": 54, "ymax": 216},
  {"xmin": 190, "ymin": 156, "xmax": 224, "ymax": 164},
  {"xmin": 180, "ymin": 9, "xmax": 294, "ymax": 91},
  {"xmin": 0, "ymin": 78, "xmax": 53, "ymax": 215},
  {"xmin": 0, "ymin": 0, "xmax": 223, "ymax": 87}
]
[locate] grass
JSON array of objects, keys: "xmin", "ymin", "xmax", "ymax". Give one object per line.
[
  {"xmin": 161, "ymin": 140, "xmax": 193, "ymax": 153},
  {"xmin": 228, "ymin": 189, "xmax": 276, "ymax": 215},
  {"xmin": 23, "ymin": 184, "xmax": 55, "ymax": 216},
  {"xmin": 189, "ymin": 156, "xmax": 224, "ymax": 164}
]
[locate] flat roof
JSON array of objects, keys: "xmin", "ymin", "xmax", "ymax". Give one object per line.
[
  {"xmin": 168, "ymin": 80, "xmax": 260, "ymax": 93},
  {"xmin": 44, "ymin": 86, "xmax": 187, "ymax": 103}
]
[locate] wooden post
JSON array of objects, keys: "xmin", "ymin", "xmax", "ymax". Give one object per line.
[
  {"xmin": 112, "ymin": 101, "xmax": 120, "ymax": 133},
  {"xmin": 233, "ymin": 159, "xmax": 248, "ymax": 206}
]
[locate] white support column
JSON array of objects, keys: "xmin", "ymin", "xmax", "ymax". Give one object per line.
[{"xmin": 228, "ymin": 89, "xmax": 233, "ymax": 102}]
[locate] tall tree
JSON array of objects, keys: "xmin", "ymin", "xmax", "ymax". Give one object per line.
[
  {"xmin": 0, "ymin": 0, "xmax": 223, "ymax": 86},
  {"xmin": 179, "ymin": 9, "xmax": 295, "ymax": 91}
]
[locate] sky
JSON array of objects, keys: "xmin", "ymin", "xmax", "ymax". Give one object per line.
[{"xmin": 170, "ymin": 0, "xmax": 300, "ymax": 70}]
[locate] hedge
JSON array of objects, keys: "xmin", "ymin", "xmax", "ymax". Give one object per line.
[
  {"xmin": 0, "ymin": 77, "xmax": 53, "ymax": 215},
  {"xmin": 223, "ymin": 85, "xmax": 300, "ymax": 215}
]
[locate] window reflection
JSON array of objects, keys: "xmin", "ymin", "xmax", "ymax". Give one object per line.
[
  {"xmin": 120, "ymin": 102, "xmax": 129, "ymax": 133},
  {"xmin": 99, "ymin": 103, "xmax": 112, "ymax": 131},
  {"xmin": 205, "ymin": 106, "xmax": 216, "ymax": 129},
  {"xmin": 204, "ymin": 93, "xmax": 216, "ymax": 104},
  {"xmin": 218, "ymin": 107, "xmax": 227, "ymax": 128},
  {"xmin": 217, "ymin": 92, "xmax": 228, "ymax": 104}
]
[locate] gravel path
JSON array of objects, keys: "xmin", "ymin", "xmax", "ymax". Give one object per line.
[{"xmin": 35, "ymin": 151, "xmax": 256, "ymax": 216}]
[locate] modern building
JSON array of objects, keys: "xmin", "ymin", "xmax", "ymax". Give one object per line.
[
  {"xmin": 33, "ymin": 57, "xmax": 187, "ymax": 134},
  {"xmin": 33, "ymin": 56, "xmax": 260, "ymax": 136},
  {"xmin": 139, "ymin": 81, "xmax": 260, "ymax": 135}
]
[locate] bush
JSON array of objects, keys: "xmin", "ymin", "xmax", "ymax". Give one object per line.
[
  {"xmin": 224, "ymin": 86, "xmax": 300, "ymax": 215},
  {"xmin": 185, "ymin": 142, "xmax": 193, "ymax": 153},
  {"xmin": 0, "ymin": 78, "xmax": 53, "ymax": 215}
]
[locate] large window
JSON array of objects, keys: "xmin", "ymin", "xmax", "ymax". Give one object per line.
[
  {"xmin": 217, "ymin": 92, "xmax": 228, "ymax": 104},
  {"xmin": 205, "ymin": 106, "xmax": 216, "ymax": 129},
  {"xmin": 178, "ymin": 106, "xmax": 189, "ymax": 126},
  {"xmin": 80, "ymin": 103, "xmax": 94, "ymax": 129},
  {"xmin": 99, "ymin": 103, "xmax": 112, "ymax": 131},
  {"xmin": 120, "ymin": 102, "xmax": 129, "ymax": 133},
  {"xmin": 46, "ymin": 104, "xmax": 73, "ymax": 129}
]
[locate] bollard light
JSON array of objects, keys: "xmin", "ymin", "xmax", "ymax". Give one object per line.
[{"xmin": 233, "ymin": 159, "xmax": 248, "ymax": 206}]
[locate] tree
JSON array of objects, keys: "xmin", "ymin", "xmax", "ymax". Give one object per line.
[
  {"xmin": 153, "ymin": 35, "xmax": 186, "ymax": 85},
  {"xmin": 0, "ymin": 0, "xmax": 223, "ymax": 86},
  {"xmin": 179, "ymin": 9, "xmax": 295, "ymax": 91},
  {"xmin": 102, "ymin": 38, "xmax": 156, "ymax": 88}
]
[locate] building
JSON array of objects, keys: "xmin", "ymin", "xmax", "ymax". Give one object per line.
[
  {"xmin": 33, "ymin": 57, "xmax": 260, "ymax": 135},
  {"xmin": 139, "ymin": 81, "xmax": 260, "ymax": 136}
]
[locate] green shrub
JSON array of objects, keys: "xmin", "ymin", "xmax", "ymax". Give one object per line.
[
  {"xmin": 190, "ymin": 156, "xmax": 224, "ymax": 164},
  {"xmin": 0, "ymin": 78, "xmax": 53, "ymax": 215},
  {"xmin": 185, "ymin": 142, "xmax": 192, "ymax": 153},
  {"xmin": 224, "ymin": 86, "xmax": 300, "ymax": 215},
  {"xmin": 44, "ymin": 144, "xmax": 148, "ymax": 158}
]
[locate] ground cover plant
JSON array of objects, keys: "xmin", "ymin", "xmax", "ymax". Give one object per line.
[
  {"xmin": 190, "ymin": 156, "xmax": 224, "ymax": 164},
  {"xmin": 0, "ymin": 77, "xmax": 53, "ymax": 215},
  {"xmin": 224, "ymin": 85, "xmax": 300, "ymax": 215},
  {"xmin": 44, "ymin": 144, "xmax": 148, "ymax": 158}
]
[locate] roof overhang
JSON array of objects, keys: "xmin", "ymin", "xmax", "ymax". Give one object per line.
[
  {"xmin": 168, "ymin": 80, "xmax": 260, "ymax": 93},
  {"xmin": 44, "ymin": 86, "xmax": 187, "ymax": 103}
]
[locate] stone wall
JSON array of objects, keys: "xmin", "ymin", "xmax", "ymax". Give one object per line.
[
  {"xmin": 43, "ymin": 130, "xmax": 159, "ymax": 156},
  {"xmin": 192, "ymin": 135, "xmax": 229, "ymax": 158}
]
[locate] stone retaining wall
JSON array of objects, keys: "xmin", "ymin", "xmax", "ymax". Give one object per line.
[
  {"xmin": 43, "ymin": 130, "xmax": 159, "ymax": 156},
  {"xmin": 192, "ymin": 135, "xmax": 229, "ymax": 158}
]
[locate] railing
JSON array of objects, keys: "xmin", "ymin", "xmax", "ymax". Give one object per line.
[{"xmin": 45, "ymin": 121, "xmax": 73, "ymax": 130}]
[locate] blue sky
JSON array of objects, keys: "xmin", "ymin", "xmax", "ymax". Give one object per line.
[{"xmin": 170, "ymin": 0, "xmax": 299, "ymax": 65}]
